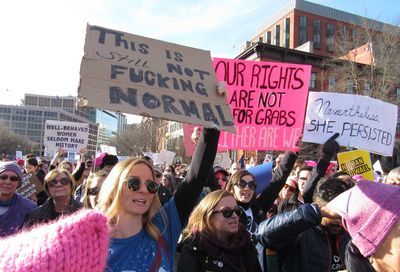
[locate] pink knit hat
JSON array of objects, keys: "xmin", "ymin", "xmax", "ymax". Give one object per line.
[
  {"xmin": 0, "ymin": 209, "xmax": 109, "ymax": 271},
  {"xmin": 327, "ymin": 180, "xmax": 400, "ymax": 257}
]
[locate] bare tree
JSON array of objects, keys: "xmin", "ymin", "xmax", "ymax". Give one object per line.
[
  {"xmin": 108, "ymin": 117, "xmax": 161, "ymax": 156},
  {"xmin": 321, "ymin": 18, "xmax": 400, "ymax": 102},
  {"xmin": 0, "ymin": 124, "xmax": 39, "ymax": 157}
]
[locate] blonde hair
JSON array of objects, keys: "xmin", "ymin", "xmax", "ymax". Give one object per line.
[
  {"xmin": 96, "ymin": 158, "xmax": 167, "ymax": 240},
  {"xmin": 181, "ymin": 190, "xmax": 235, "ymax": 242},
  {"xmin": 82, "ymin": 170, "xmax": 109, "ymax": 209},
  {"xmin": 44, "ymin": 168, "xmax": 75, "ymax": 195}
]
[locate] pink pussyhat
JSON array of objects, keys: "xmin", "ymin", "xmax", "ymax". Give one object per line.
[
  {"xmin": 0, "ymin": 209, "xmax": 109, "ymax": 271},
  {"xmin": 327, "ymin": 180, "xmax": 400, "ymax": 257}
]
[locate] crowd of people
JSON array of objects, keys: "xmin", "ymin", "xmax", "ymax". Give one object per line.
[{"xmin": 0, "ymin": 84, "xmax": 399, "ymax": 272}]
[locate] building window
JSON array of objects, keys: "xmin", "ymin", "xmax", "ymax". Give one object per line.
[
  {"xmin": 299, "ymin": 16, "xmax": 307, "ymax": 45},
  {"xmin": 328, "ymin": 77, "xmax": 336, "ymax": 91},
  {"xmin": 38, "ymin": 98, "xmax": 50, "ymax": 107},
  {"xmin": 284, "ymin": 18, "xmax": 290, "ymax": 48},
  {"xmin": 347, "ymin": 80, "xmax": 354, "ymax": 93},
  {"xmin": 341, "ymin": 25, "xmax": 347, "ymax": 40},
  {"xmin": 51, "ymin": 98, "xmax": 62, "ymax": 108},
  {"xmin": 395, "ymin": 87, "xmax": 400, "ymax": 101},
  {"xmin": 364, "ymin": 82, "xmax": 371, "ymax": 96},
  {"xmin": 266, "ymin": 31, "xmax": 271, "ymax": 44},
  {"xmin": 313, "ymin": 20, "xmax": 321, "ymax": 49},
  {"xmin": 310, "ymin": 73, "xmax": 317, "ymax": 88},
  {"xmin": 327, "ymin": 24, "xmax": 334, "ymax": 52},
  {"xmin": 352, "ymin": 28, "xmax": 358, "ymax": 40},
  {"xmin": 62, "ymin": 99, "xmax": 74, "ymax": 108},
  {"xmin": 258, "ymin": 36, "xmax": 263, "ymax": 43},
  {"xmin": 275, "ymin": 25, "xmax": 280, "ymax": 46}
]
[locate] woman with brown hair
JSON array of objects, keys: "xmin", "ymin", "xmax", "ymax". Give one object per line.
[{"xmin": 176, "ymin": 190, "xmax": 261, "ymax": 272}]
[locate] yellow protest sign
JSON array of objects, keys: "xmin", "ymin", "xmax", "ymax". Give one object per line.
[{"xmin": 338, "ymin": 149, "xmax": 374, "ymax": 181}]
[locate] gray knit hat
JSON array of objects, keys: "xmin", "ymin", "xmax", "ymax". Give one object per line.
[{"xmin": 0, "ymin": 162, "xmax": 23, "ymax": 181}]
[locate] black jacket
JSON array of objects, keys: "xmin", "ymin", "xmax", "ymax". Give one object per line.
[
  {"xmin": 24, "ymin": 197, "xmax": 82, "ymax": 227},
  {"xmin": 257, "ymin": 204, "xmax": 351, "ymax": 272},
  {"xmin": 176, "ymin": 225, "xmax": 262, "ymax": 272}
]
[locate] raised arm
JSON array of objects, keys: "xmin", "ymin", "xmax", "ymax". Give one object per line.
[
  {"xmin": 303, "ymin": 133, "xmax": 339, "ymax": 203},
  {"xmin": 257, "ymin": 203, "xmax": 321, "ymax": 251},
  {"xmin": 255, "ymin": 151, "xmax": 297, "ymax": 213},
  {"xmin": 174, "ymin": 127, "xmax": 220, "ymax": 225}
]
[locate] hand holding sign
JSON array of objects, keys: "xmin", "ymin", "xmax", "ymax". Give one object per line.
[
  {"xmin": 191, "ymin": 127, "xmax": 201, "ymax": 145},
  {"xmin": 217, "ymin": 81, "xmax": 227, "ymax": 97}
]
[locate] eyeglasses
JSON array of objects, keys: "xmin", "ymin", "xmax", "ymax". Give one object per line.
[
  {"xmin": 213, "ymin": 206, "xmax": 243, "ymax": 218},
  {"xmin": 284, "ymin": 184, "xmax": 296, "ymax": 192},
  {"xmin": 155, "ymin": 173, "xmax": 162, "ymax": 178},
  {"xmin": 127, "ymin": 177, "xmax": 159, "ymax": 194},
  {"xmin": 235, "ymin": 179, "xmax": 256, "ymax": 190},
  {"xmin": 217, "ymin": 175, "xmax": 228, "ymax": 182},
  {"xmin": 0, "ymin": 174, "xmax": 19, "ymax": 182},
  {"xmin": 48, "ymin": 177, "xmax": 71, "ymax": 187},
  {"xmin": 87, "ymin": 187, "xmax": 101, "ymax": 196}
]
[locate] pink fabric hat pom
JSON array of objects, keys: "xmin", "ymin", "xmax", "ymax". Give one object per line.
[
  {"xmin": 327, "ymin": 181, "xmax": 400, "ymax": 257},
  {"xmin": 0, "ymin": 209, "xmax": 109, "ymax": 271}
]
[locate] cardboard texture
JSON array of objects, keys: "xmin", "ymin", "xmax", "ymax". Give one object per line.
[
  {"xmin": 303, "ymin": 92, "xmax": 398, "ymax": 156},
  {"xmin": 78, "ymin": 24, "xmax": 234, "ymax": 132},
  {"xmin": 17, "ymin": 173, "xmax": 44, "ymax": 198},
  {"xmin": 213, "ymin": 58, "xmax": 311, "ymax": 151},
  {"xmin": 44, "ymin": 120, "xmax": 89, "ymax": 153},
  {"xmin": 338, "ymin": 149, "xmax": 375, "ymax": 181}
]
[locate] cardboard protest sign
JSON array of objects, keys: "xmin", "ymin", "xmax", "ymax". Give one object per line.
[
  {"xmin": 17, "ymin": 173, "xmax": 44, "ymax": 198},
  {"xmin": 338, "ymin": 149, "xmax": 374, "ymax": 181},
  {"xmin": 78, "ymin": 24, "xmax": 234, "ymax": 132},
  {"xmin": 44, "ymin": 120, "xmax": 89, "ymax": 153},
  {"xmin": 303, "ymin": 92, "xmax": 398, "ymax": 156},
  {"xmin": 213, "ymin": 58, "xmax": 311, "ymax": 151}
]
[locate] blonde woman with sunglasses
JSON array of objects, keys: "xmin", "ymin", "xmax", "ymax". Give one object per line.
[
  {"xmin": 96, "ymin": 127, "xmax": 219, "ymax": 272},
  {"xmin": 176, "ymin": 190, "xmax": 261, "ymax": 272}
]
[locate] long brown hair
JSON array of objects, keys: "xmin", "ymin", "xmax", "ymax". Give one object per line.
[
  {"xmin": 225, "ymin": 169, "xmax": 257, "ymax": 202},
  {"xmin": 181, "ymin": 190, "xmax": 236, "ymax": 242}
]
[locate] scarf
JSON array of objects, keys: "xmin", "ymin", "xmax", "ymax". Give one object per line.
[{"xmin": 199, "ymin": 225, "xmax": 252, "ymax": 272}]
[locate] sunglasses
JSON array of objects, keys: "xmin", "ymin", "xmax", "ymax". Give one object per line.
[
  {"xmin": 0, "ymin": 174, "xmax": 19, "ymax": 182},
  {"xmin": 48, "ymin": 177, "xmax": 71, "ymax": 187},
  {"xmin": 235, "ymin": 179, "xmax": 256, "ymax": 190},
  {"xmin": 127, "ymin": 177, "xmax": 159, "ymax": 194},
  {"xmin": 87, "ymin": 187, "xmax": 101, "ymax": 196},
  {"xmin": 155, "ymin": 173, "xmax": 162, "ymax": 179},
  {"xmin": 213, "ymin": 206, "xmax": 243, "ymax": 218},
  {"xmin": 284, "ymin": 184, "xmax": 296, "ymax": 192}
]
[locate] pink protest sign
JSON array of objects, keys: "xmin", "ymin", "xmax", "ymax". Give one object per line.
[
  {"xmin": 183, "ymin": 123, "xmax": 196, "ymax": 157},
  {"xmin": 213, "ymin": 58, "xmax": 311, "ymax": 151}
]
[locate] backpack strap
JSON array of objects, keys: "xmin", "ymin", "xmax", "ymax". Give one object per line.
[{"xmin": 149, "ymin": 235, "xmax": 170, "ymax": 272}]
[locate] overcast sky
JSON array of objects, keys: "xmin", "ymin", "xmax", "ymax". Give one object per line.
[{"xmin": 0, "ymin": 0, "xmax": 398, "ymax": 123}]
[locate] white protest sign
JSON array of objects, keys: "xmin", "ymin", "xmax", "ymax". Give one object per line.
[
  {"xmin": 213, "ymin": 152, "xmax": 232, "ymax": 170},
  {"xmin": 44, "ymin": 120, "xmax": 89, "ymax": 153},
  {"xmin": 15, "ymin": 151, "xmax": 23, "ymax": 159},
  {"xmin": 100, "ymin": 144, "xmax": 118, "ymax": 155},
  {"xmin": 156, "ymin": 150, "xmax": 176, "ymax": 165},
  {"xmin": 78, "ymin": 24, "xmax": 234, "ymax": 132},
  {"xmin": 303, "ymin": 92, "xmax": 397, "ymax": 156}
]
